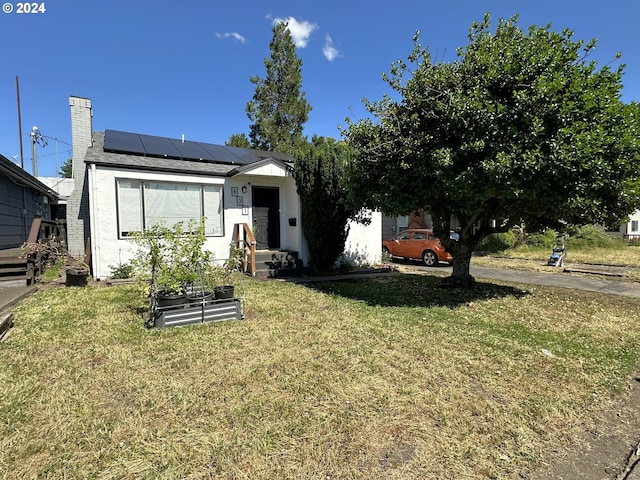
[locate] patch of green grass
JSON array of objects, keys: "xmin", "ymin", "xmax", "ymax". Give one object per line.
[
  {"xmin": 40, "ymin": 259, "xmax": 64, "ymax": 282},
  {"xmin": 1, "ymin": 276, "xmax": 639, "ymax": 479}
]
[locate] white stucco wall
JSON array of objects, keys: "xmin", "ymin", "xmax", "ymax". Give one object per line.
[
  {"xmin": 238, "ymin": 173, "xmax": 302, "ymax": 256},
  {"xmin": 38, "ymin": 177, "xmax": 75, "ymax": 199},
  {"xmin": 343, "ymin": 210, "xmax": 383, "ymax": 265},
  {"xmin": 87, "ymin": 165, "xmax": 300, "ymax": 279},
  {"xmin": 620, "ymin": 209, "xmax": 640, "ymax": 237}
]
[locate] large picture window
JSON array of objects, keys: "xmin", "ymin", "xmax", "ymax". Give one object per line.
[{"xmin": 116, "ymin": 179, "xmax": 223, "ymax": 237}]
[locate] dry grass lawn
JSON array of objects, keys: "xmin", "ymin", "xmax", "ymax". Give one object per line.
[
  {"xmin": 1, "ymin": 274, "xmax": 639, "ymax": 479},
  {"xmin": 473, "ymin": 244, "xmax": 640, "ymax": 281}
]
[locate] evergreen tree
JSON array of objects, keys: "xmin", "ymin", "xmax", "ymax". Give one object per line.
[
  {"xmin": 58, "ymin": 158, "xmax": 72, "ymax": 178},
  {"xmin": 246, "ymin": 22, "xmax": 311, "ymax": 154},
  {"xmin": 294, "ymin": 136, "xmax": 361, "ymax": 272}
]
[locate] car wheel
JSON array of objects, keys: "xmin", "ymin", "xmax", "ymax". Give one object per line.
[{"xmin": 422, "ymin": 250, "xmax": 437, "ymax": 266}]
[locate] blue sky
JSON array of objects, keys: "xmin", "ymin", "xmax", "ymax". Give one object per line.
[{"xmin": 1, "ymin": 0, "xmax": 639, "ymax": 177}]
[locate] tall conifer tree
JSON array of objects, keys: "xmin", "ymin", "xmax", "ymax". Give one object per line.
[{"xmin": 246, "ymin": 22, "xmax": 311, "ymax": 154}]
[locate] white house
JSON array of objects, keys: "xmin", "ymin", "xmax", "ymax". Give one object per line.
[
  {"xmin": 66, "ymin": 96, "xmax": 381, "ymax": 279},
  {"xmin": 619, "ymin": 210, "xmax": 640, "ymax": 240}
]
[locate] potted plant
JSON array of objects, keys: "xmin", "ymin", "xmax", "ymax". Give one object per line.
[
  {"xmin": 213, "ymin": 242, "xmax": 243, "ymax": 299},
  {"xmin": 130, "ymin": 220, "xmax": 213, "ymax": 308}
]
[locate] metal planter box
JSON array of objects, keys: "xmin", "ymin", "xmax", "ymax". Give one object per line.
[{"xmin": 153, "ymin": 298, "xmax": 242, "ymax": 329}]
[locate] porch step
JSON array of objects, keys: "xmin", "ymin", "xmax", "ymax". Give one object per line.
[
  {"xmin": 0, "ymin": 248, "xmax": 35, "ymax": 286},
  {"xmin": 249, "ymin": 249, "xmax": 305, "ymax": 279}
]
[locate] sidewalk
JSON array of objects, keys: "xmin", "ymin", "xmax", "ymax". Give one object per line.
[
  {"xmin": 0, "ymin": 285, "xmax": 37, "ymax": 313},
  {"xmin": 470, "ymin": 265, "xmax": 640, "ymax": 299},
  {"xmin": 382, "ymin": 263, "xmax": 640, "ymax": 299}
]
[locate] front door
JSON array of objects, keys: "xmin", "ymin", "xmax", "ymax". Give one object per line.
[{"xmin": 252, "ymin": 186, "xmax": 280, "ymax": 249}]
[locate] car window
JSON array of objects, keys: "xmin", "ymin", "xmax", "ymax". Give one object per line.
[
  {"xmin": 413, "ymin": 232, "xmax": 426, "ymax": 240},
  {"xmin": 397, "ymin": 232, "xmax": 411, "ymax": 241},
  {"xmin": 428, "ymin": 234, "xmax": 436, "ymax": 240}
]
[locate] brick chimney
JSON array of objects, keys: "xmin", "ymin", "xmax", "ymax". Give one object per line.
[{"xmin": 66, "ymin": 96, "xmax": 93, "ymax": 257}]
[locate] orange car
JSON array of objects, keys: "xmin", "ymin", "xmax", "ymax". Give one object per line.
[{"xmin": 382, "ymin": 229, "xmax": 453, "ymax": 266}]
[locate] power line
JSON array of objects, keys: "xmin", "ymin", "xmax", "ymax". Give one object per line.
[{"xmin": 42, "ymin": 135, "xmax": 72, "ymax": 146}]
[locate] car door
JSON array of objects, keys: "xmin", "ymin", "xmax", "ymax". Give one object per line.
[
  {"xmin": 410, "ymin": 231, "xmax": 427, "ymax": 259},
  {"xmin": 392, "ymin": 231, "xmax": 413, "ymax": 257}
]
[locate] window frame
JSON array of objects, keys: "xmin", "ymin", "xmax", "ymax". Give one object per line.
[{"xmin": 116, "ymin": 178, "xmax": 225, "ymax": 239}]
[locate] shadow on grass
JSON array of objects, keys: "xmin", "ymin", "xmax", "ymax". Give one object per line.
[{"xmin": 308, "ymin": 273, "xmax": 531, "ymax": 309}]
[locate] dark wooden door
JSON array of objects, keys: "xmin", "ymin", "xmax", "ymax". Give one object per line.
[{"xmin": 252, "ymin": 187, "xmax": 280, "ymax": 249}]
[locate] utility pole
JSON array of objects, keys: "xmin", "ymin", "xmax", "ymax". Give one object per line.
[{"xmin": 30, "ymin": 126, "xmax": 47, "ymax": 177}]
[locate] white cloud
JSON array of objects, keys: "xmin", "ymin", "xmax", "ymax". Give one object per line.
[
  {"xmin": 269, "ymin": 15, "xmax": 318, "ymax": 48},
  {"xmin": 215, "ymin": 32, "xmax": 247, "ymax": 44},
  {"xmin": 322, "ymin": 34, "xmax": 342, "ymax": 61}
]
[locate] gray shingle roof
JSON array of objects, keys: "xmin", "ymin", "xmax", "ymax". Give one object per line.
[{"xmin": 0, "ymin": 154, "xmax": 59, "ymax": 199}]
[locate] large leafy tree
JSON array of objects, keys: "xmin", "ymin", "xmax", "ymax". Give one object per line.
[
  {"xmin": 246, "ymin": 22, "xmax": 312, "ymax": 154},
  {"xmin": 294, "ymin": 136, "xmax": 360, "ymax": 272},
  {"xmin": 345, "ymin": 14, "xmax": 640, "ymax": 286}
]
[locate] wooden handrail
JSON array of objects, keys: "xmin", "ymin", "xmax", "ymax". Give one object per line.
[
  {"xmin": 232, "ymin": 223, "xmax": 256, "ymax": 276},
  {"xmin": 27, "ymin": 218, "xmax": 66, "ymax": 245}
]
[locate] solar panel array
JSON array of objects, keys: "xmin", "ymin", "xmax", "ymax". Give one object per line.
[{"xmin": 103, "ymin": 129, "xmax": 254, "ymax": 165}]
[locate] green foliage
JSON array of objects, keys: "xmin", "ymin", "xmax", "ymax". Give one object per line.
[
  {"xmin": 526, "ymin": 229, "xmax": 558, "ymax": 249},
  {"xmin": 225, "ymin": 133, "xmax": 251, "ymax": 148},
  {"xmin": 246, "ymin": 22, "xmax": 311, "ymax": 153},
  {"xmin": 58, "ymin": 158, "xmax": 73, "ymax": 178},
  {"xmin": 479, "ymin": 231, "xmax": 517, "ymax": 253},
  {"xmin": 41, "ymin": 259, "xmax": 63, "ymax": 282},
  {"xmin": 293, "ymin": 136, "xmax": 359, "ymax": 272},
  {"xmin": 201, "ymin": 243, "xmax": 242, "ymax": 293},
  {"xmin": 344, "ymin": 13, "xmax": 640, "ymax": 284},
  {"xmin": 130, "ymin": 220, "xmax": 212, "ymax": 294},
  {"xmin": 565, "ymin": 224, "xmax": 619, "ymax": 249},
  {"xmin": 109, "ymin": 262, "xmax": 134, "ymax": 279}
]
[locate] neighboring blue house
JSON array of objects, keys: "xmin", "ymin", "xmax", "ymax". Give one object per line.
[{"xmin": 0, "ymin": 153, "xmax": 59, "ymax": 250}]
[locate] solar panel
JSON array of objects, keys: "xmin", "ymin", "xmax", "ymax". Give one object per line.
[
  {"xmin": 225, "ymin": 146, "xmax": 264, "ymax": 165},
  {"xmin": 139, "ymin": 134, "xmax": 182, "ymax": 158},
  {"xmin": 169, "ymin": 139, "xmax": 216, "ymax": 161},
  {"xmin": 199, "ymin": 143, "xmax": 252, "ymax": 165},
  {"xmin": 103, "ymin": 129, "xmax": 263, "ymax": 165},
  {"xmin": 104, "ymin": 130, "xmax": 145, "ymax": 154}
]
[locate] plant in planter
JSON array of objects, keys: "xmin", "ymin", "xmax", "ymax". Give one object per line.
[
  {"xmin": 130, "ymin": 219, "xmax": 213, "ymax": 307},
  {"xmin": 211, "ymin": 242, "xmax": 244, "ymax": 299}
]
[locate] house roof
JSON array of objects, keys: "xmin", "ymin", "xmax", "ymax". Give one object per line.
[
  {"xmin": 227, "ymin": 157, "xmax": 294, "ymax": 176},
  {"xmin": 0, "ymin": 154, "xmax": 59, "ymax": 200},
  {"xmin": 85, "ymin": 130, "xmax": 294, "ymax": 177}
]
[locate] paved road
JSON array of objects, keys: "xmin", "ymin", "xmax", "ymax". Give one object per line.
[{"xmin": 397, "ymin": 263, "xmax": 640, "ymax": 299}]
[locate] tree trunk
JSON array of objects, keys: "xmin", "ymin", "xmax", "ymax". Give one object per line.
[{"xmin": 444, "ymin": 242, "xmax": 476, "ymax": 288}]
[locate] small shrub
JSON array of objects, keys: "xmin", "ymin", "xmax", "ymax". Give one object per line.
[
  {"xmin": 109, "ymin": 262, "xmax": 134, "ymax": 279},
  {"xmin": 565, "ymin": 224, "xmax": 619, "ymax": 249},
  {"xmin": 526, "ymin": 229, "xmax": 558, "ymax": 249},
  {"xmin": 479, "ymin": 231, "xmax": 517, "ymax": 253}
]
